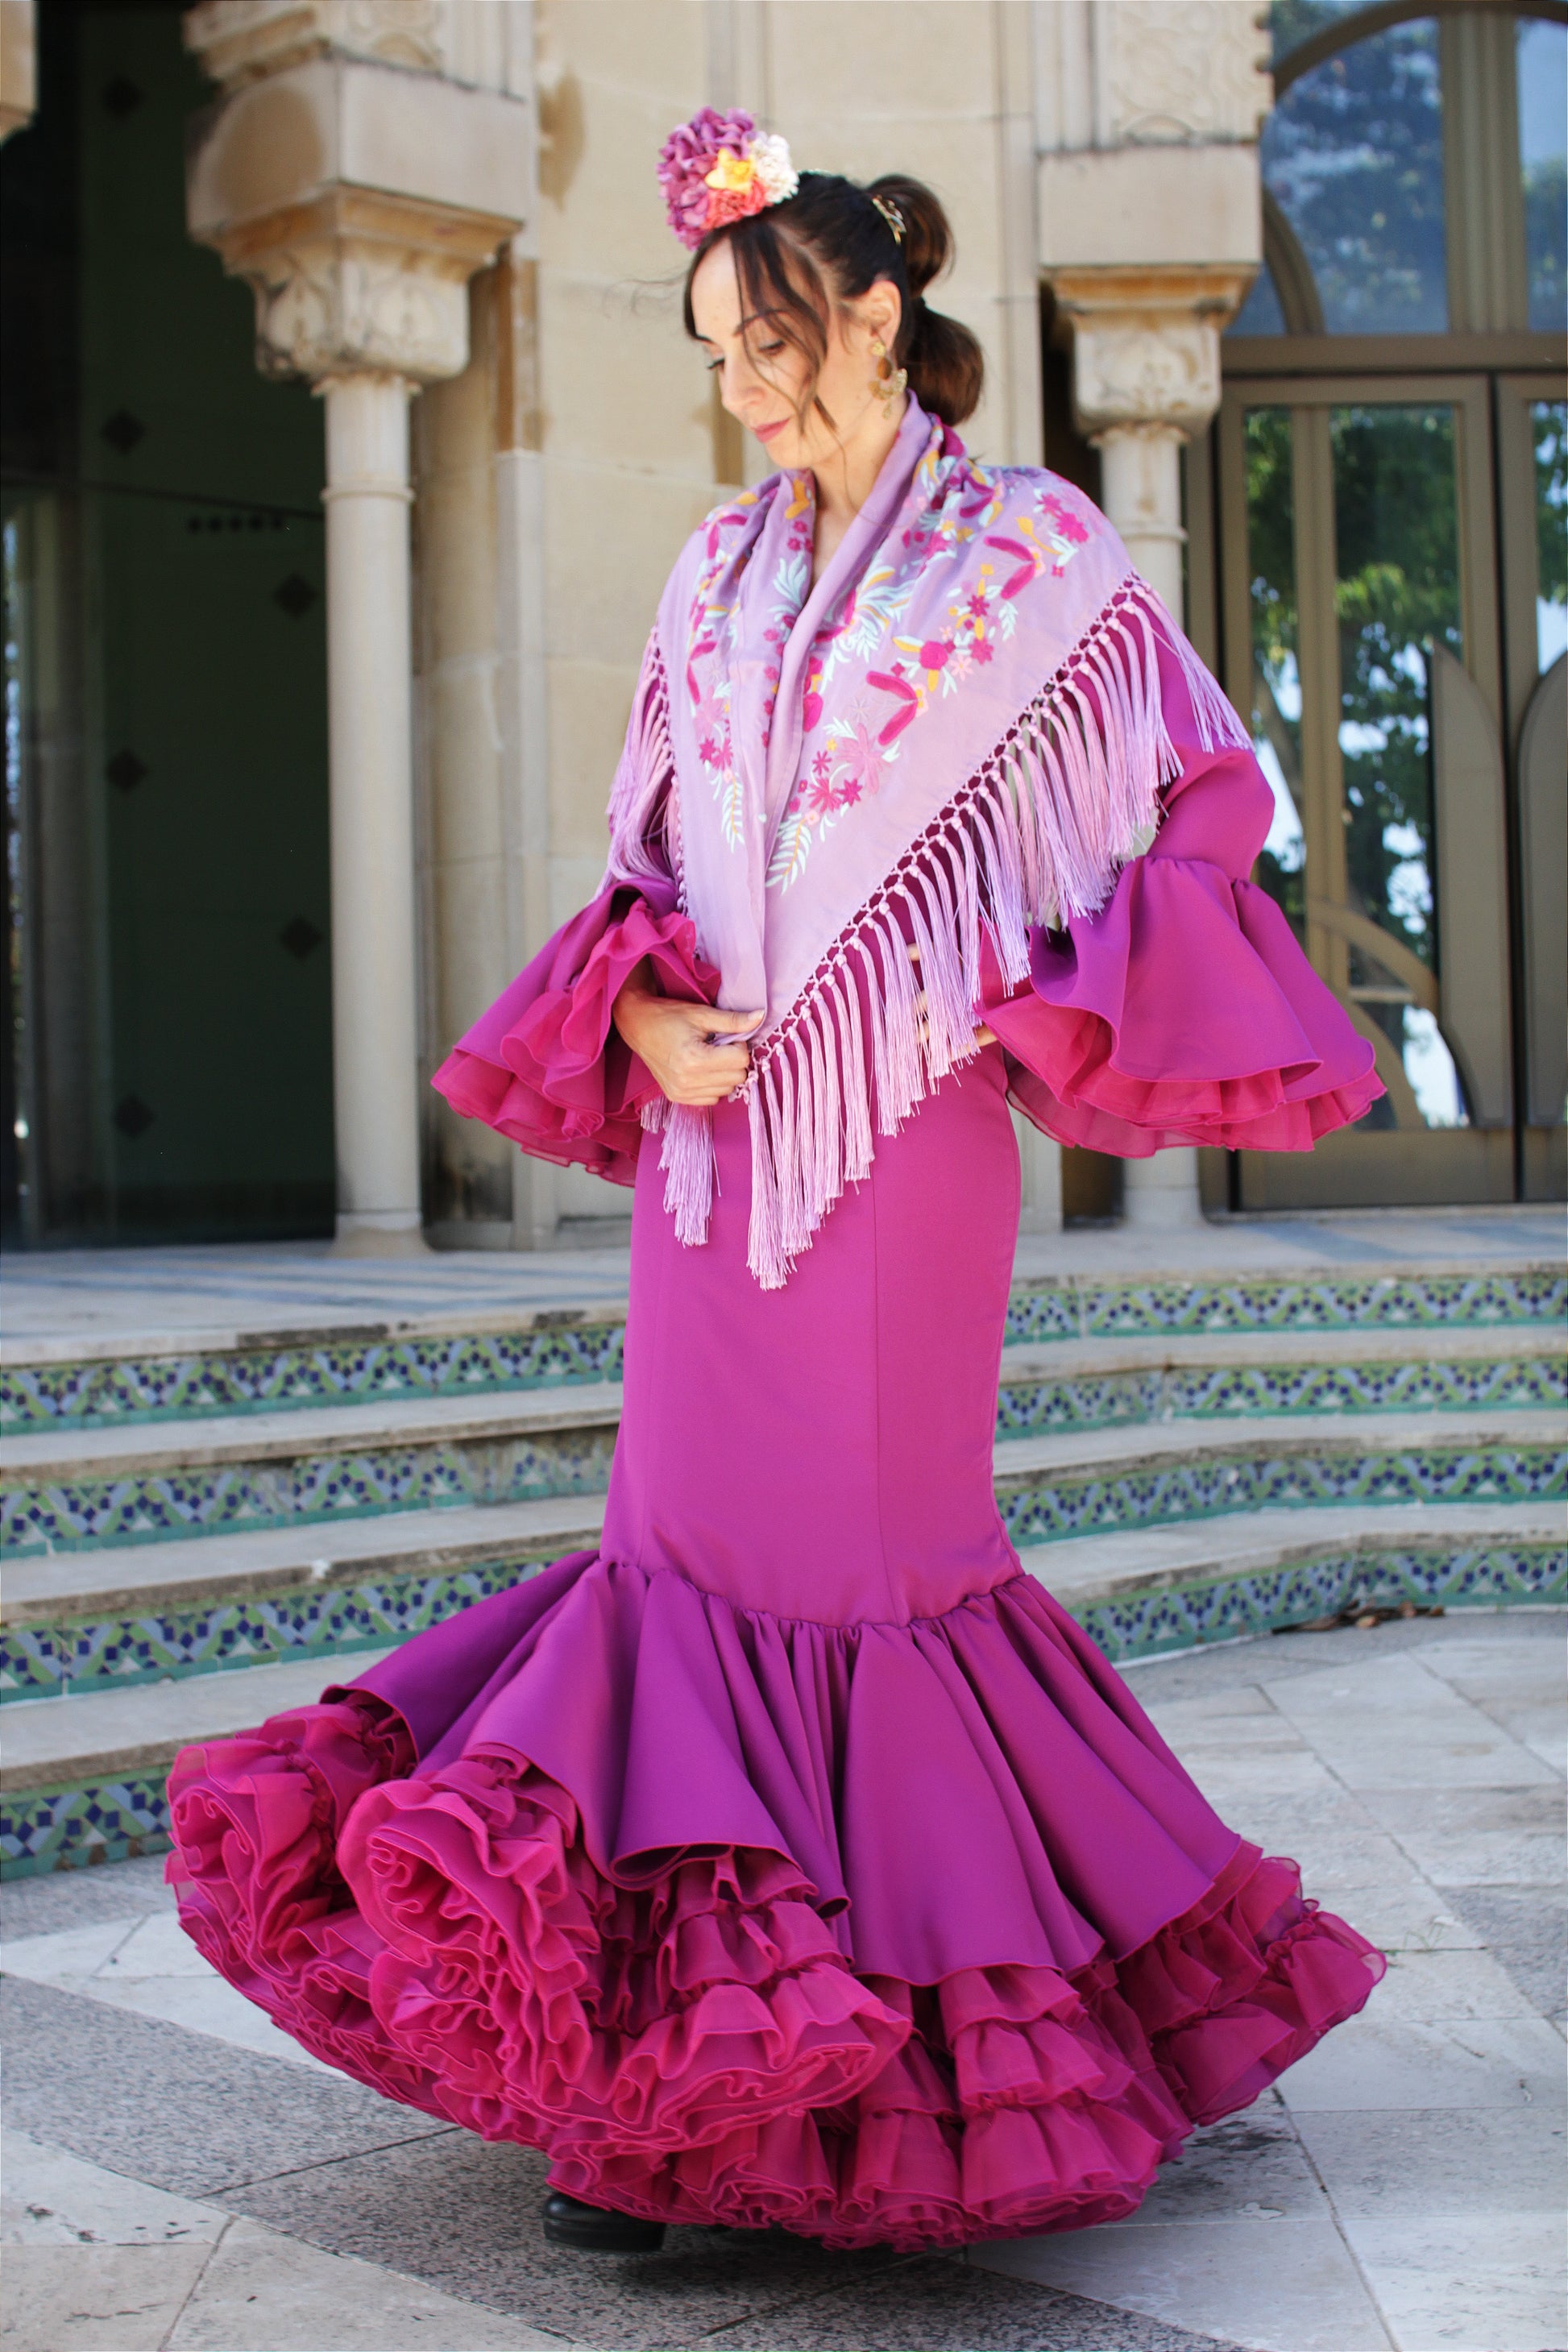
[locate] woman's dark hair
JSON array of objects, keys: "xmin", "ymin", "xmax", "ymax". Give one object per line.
[{"xmin": 682, "ymin": 170, "xmax": 984, "ymax": 429}]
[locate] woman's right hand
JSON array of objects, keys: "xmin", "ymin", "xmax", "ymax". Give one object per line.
[{"xmin": 612, "ymin": 963, "xmax": 764, "ymax": 1106}]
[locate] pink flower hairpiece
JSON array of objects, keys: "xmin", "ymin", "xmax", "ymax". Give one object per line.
[{"xmin": 657, "ymin": 108, "xmax": 799, "ymax": 251}]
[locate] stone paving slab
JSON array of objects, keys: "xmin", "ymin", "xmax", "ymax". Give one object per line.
[{"xmin": 1, "ymin": 1610, "xmax": 1562, "ymax": 2352}]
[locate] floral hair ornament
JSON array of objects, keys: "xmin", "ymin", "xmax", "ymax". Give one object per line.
[{"xmin": 657, "ymin": 107, "xmax": 799, "ymax": 250}]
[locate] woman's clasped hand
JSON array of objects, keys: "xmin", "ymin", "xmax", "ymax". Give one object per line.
[{"xmin": 612, "ymin": 963, "xmax": 764, "ymax": 1105}]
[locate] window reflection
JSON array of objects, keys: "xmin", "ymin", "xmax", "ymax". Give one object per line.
[
  {"xmin": 1261, "ymin": 16, "xmax": 1446, "ymax": 334},
  {"xmin": 1518, "ymin": 19, "xmax": 1567, "ymax": 332},
  {"xmin": 1243, "ymin": 409, "xmax": 1307, "ymax": 943},
  {"xmin": 1331, "ymin": 403, "xmax": 1467, "ymax": 1127},
  {"xmin": 1534, "ymin": 400, "xmax": 1568, "ymax": 674}
]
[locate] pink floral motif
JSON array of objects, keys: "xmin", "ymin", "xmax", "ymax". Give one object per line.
[{"xmin": 1039, "ymin": 488, "xmax": 1092, "ymax": 547}]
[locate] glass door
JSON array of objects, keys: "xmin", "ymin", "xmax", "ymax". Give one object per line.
[
  {"xmin": 1217, "ymin": 372, "xmax": 1517, "ymax": 1208},
  {"xmin": 1496, "ymin": 377, "xmax": 1566, "ymax": 1202}
]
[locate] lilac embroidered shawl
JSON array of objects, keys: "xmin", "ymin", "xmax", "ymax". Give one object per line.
[{"xmin": 607, "ymin": 395, "xmax": 1244, "ymax": 1287}]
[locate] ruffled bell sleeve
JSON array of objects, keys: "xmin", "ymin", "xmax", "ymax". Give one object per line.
[{"xmin": 985, "ymin": 633, "xmax": 1383, "ymax": 1155}]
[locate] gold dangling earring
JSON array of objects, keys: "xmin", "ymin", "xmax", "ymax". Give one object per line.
[{"xmin": 869, "ymin": 337, "xmax": 907, "ymax": 421}]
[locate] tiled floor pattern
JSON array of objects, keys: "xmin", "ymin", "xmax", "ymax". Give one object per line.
[{"xmin": 2, "ymin": 1610, "xmax": 1562, "ymax": 2352}]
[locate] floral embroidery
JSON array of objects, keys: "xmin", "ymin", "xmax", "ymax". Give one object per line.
[
  {"xmin": 685, "ymin": 480, "xmax": 812, "ymax": 850},
  {"xmin": 685, "ymin": 429, "xmax": 1102, "ymax": 895}
]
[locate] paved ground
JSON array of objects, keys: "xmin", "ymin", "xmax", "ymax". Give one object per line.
[
  {"xmin": 2, "ymin": 1609, "xmax": 1562, "ymax": 2352},
  {"xmin": 3, "ymin": 1204, "xmax": 1559, "ymax": 1354}
]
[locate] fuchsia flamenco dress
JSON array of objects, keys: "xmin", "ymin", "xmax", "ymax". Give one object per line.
[{"xmin": 167, "ymin": 411, "xmax": 1385, "ymax": 2250}]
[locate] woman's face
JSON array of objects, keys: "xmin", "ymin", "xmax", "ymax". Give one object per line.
[{"xmin": 690, "ymin": 239, "xmax": 902, "ymax": 479}]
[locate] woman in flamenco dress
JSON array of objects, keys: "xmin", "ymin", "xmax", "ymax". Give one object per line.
[{"xmin": 167, "ymin": 116, "xmax": 1388, "ymax": 2259}]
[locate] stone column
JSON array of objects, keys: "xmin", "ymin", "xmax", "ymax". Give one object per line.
[
  {"xmin": 320, "ymin": 373, "xmax": 424, "ymax": 1250},
  {"xmin": 183, "ymin": 23, "xmax": 528, "ymax": 1250},
  {"xmin": 1049, "ymin": 264, "xmax": 1251, "ymax": 1229}
]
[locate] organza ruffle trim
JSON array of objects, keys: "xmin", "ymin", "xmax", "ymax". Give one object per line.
[
  {"xmin": 168, "ymin": 1682, "xmax": 1383, "ymax": 2250},
  {"xmin": 430, "ymin": 882, "xmax": 716, "ymax": 1184}
]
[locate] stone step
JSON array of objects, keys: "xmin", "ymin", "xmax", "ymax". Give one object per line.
[
  {"xmin": 995, "ymin": 1323, "xmax": 1565, "ymax": 1435},
  {"xmin": 0, "ymin": 1385, "xmax": 624, "ymax": 1559},
  {"xmin": 6, "ymin": 1258, "xmax": 1560, "ymax": 1433},
  {"xmin": 4, "ymin": 1330, "xmax": 1562, "ymax": 1560},
  {"xmin": 3, "ymin": 1496, "xmax": 1560, "ymax": 1880},
  {"xmin": 1023, "ymin": 1500, "xmax": 1566, "ymax": 1661},
  {"xmin": 0, "ymin": 1493, "xmax": 608, "ymax": 1699},
  {"xmin": 5, "ymin": 1322, "xmax": 1557, "ymax": 1482},
  {"xmin": 1, "ymin": 1646, "xmax": 401, "ymax": 1793},
  {"xmin": 992, "ymin": 1407, "xmax": 1566, "ymax": 1548},
  {"xmin": 2, "ymin": 1409, "xmax": 1562, "ymax": 1703}
]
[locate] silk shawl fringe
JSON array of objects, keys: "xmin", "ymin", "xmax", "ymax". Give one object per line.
[{"xmin": 609, "ymin": 574, "xmax": 1247, "ymax": 1287}]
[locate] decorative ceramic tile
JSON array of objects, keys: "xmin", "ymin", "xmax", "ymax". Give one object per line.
[
  {"xmin": 0, "ymin": 1554, "xmax": 559, "ymax": 1700},
  {"xmin": 997, "ymin": 1440, "xmax": 1567, "ymax": 1547},
  {"xmin": 993, "ymin": 1351, "xmax": 1566, "ymax": 1438},
  {"xmin": 0, "ymin": 1423, "xmax": 620, "ymax": 1557},
  {"xmin": 1006, "ymin": 1268, "xmax": 1565, "ymax": 1346},
  {"xmin": 2, "ymin": 1773, "xmax": 171, "ymax": 1877},
  {"xmin": 1072, "ymin": 1544, "xmax": 1567, "ymax": 1662},
  {"xmin": 0, "ymin": 1322, "xmax": 627, "ymax": 1433},
  {"xmin": 7, "ymin": 1268, "xmax": 1558, "ymax": 1435}
]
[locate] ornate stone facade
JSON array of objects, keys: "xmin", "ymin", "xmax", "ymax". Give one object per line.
[{"xmin": 172, "ymin": 0, "xmax": 1272, "ymax": 1246}]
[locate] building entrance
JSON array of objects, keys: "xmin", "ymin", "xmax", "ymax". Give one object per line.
[
  {"xmin": 2, "ymin": 2, "xmax": 333, "ymax": 1249},
  {"xmin": 1206, "ymin": 0, "xmax": 1566, "ymax": 1213}
]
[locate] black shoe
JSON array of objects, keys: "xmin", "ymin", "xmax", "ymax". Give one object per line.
[{"xmin": 541, "ymin": 2190, "xmax": 666, "ymax": 2253}]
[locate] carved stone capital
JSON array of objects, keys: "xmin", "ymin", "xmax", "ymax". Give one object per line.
[
  {"xmin": 1047, "ymin": 263, "xmax": 1255, "ymax": 441},
  {"xmin": 212, "ymin": 187, "xmax": 515, "ymax": 380},
  {"xmin": 186, "ymin": 52, "xmax": 528, "ymax": 383}
]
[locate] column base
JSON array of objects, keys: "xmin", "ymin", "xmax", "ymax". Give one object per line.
[
  {"xmin": 332, "ymin": 1214, "xmax": 431, "ymax": 1258},
  {"xmin": 1122, "ymin": 1148, "xmax": 1206, "ymax": 1230}
]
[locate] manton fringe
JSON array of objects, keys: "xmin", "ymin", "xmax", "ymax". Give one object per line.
[{"xmin": 611, "ymin": 573, "xmax": 1247, "ymax": 1288}]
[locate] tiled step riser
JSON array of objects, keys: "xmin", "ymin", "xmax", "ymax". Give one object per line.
[
  {"xmin": 1, "ymin": 1424, "xmax": 620, "ymax": 1559},
  {"xmin": 7, "ymin": 1439, "xmax": 1564, "ymax": 1703},
  {"xmin": 5, "ymin": 1537, "xmax": 1561, "ymax": 1881},
  {"xmin": 8, "ymin": 1355, "xmax": 1564, "ymax": 1558},
  {"xmin": 7, "ymin": 1267, "xmax": 1562, "ymax": 1433},
  {"xmin": 996, "ymin": 1353, "xmax": 1566, "ymax": 1436},
  {"xmin": 1, "ymin": 1549, "xmax": 564, "ymax": 1703},
  {"xmin": 1076, "ymin": 1539, "xmax": 1565, "ymax": 1661},
  {"xmin": 0, "ymin": 1324, "xmax": 628, "ymax": 1436},
  {"xmin": 996, "ymin": 1440, "xmax": 1566, "ymax": 1549}
]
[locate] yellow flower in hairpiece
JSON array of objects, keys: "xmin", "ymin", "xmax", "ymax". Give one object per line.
[{"xmin": 705, "ymin": 147, "xmax": 758, "ymax": 194}]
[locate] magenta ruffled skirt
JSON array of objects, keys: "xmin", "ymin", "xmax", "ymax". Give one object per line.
[
  {"xmin": 168, "ymin": 1545, "xmax": 1382, "ymax": 2249},
  {"xmin": 169, "ymin": 737, "xmax": 1386, "ymax": 2246}
]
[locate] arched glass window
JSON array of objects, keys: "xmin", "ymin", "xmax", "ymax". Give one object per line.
[
  {"xmin": 1520, "ymin": 16, "xmax": 1568, "ymax": 326},
  {"xmin": 1249, "ymin": 15, "xmax": 1446, "ymax": 333},
  {"xmin": 1230, "ymin": 2, "xmax": 1567, "ymax": 338}
]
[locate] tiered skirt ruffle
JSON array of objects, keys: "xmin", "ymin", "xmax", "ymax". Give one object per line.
[{"xmin": 168, "ymin": 1558, "xmax": 1382, "ymax": 2249}]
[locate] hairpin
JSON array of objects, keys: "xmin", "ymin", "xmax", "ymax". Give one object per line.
[{"xmin": 870, "ymin": 193, "xmax": 906, "ymax": 244}]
